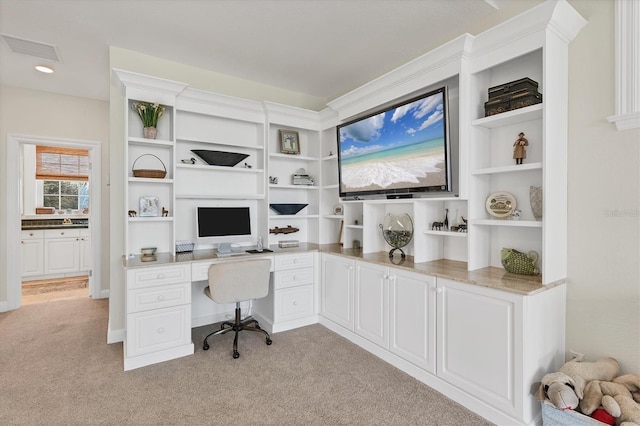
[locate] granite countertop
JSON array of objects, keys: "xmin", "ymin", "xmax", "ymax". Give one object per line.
[{"xmin": 122, "ymin": 242, "xmax": 563, "ymax": 296}]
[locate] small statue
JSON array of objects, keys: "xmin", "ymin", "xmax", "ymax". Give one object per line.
[
  {"xmin": 443, "ymin": 208, "xmax": 449, "ymax": 231},
  {"xmin": 128, "ymin": 210, "xmax": 137, "ymax": 217},
  {"xmin": 243, "ymin": 162, "xmax": 252, "ymax": 169},
  {"xmin": 513, "ymin": 132, "xmax": 528, "ymax": 165},
  {"xmin": 181, "ymin": 158, "xmax": 196, "ymax": 164},
  {"xmin": 162, "ymin": 207, "xmax": 168, "ymax": 217}
]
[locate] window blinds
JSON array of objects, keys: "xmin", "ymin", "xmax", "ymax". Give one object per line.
[{"xmin": 36, "ymin": 146, "xmax": 89, "ymax": 181}]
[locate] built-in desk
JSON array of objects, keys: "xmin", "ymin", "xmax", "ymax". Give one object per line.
[{"xmin": 122, "ymin": 244, "xmax": 319, "ymax": 371}]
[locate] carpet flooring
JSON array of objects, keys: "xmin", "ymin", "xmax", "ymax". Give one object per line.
[{"xmin": 0, "ymin": 298, "xmax": 492, "ymax": 425}]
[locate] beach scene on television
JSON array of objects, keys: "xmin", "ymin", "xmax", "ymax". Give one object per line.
[{"xmin": 339, "ymin": 90, "xmax": 447, "ymax": 194}]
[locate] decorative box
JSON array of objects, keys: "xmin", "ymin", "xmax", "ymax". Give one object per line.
[
  {"xmin": 484, "ymin": 77, "xmax": 543, "ymax": 116},
  {"xmin": 541, "ymin": 402, "xmax": 607, "ymax": 426},
  {"xmin": 510, "ymin": 89, "xmax": 543, "ymax": 110},
  {"xmin": 175, "ymin": 241, "xmax": 194, "ymax": 253},
  {"xmin": 488, "ymin": 77, "xmax": 539, "ymax": 99}
]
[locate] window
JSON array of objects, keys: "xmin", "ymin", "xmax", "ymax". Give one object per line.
[
  {"xmin": 36, "ymin": 145, "xmax": 90, "ymax": 211},
  {"xmin": 43, "ymin": 181, "xmax": 89, "ymax": 210}
]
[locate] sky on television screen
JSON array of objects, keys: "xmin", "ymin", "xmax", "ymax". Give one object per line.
[{"xmin": 339, "ymin": 92, "xmax": 444, "ymax": 159}]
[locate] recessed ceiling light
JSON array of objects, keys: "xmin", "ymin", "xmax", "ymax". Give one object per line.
[{"xmin": 35, "ymin": 65, "xmax": 54, "ymax": 74}]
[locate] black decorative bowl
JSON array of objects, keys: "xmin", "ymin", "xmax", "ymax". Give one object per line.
[
  {"xmin": 191, "ymin": 150, "xmax": 249, "ymax": 167},
  {"xmin": 269, "ymin": 203, "xmax": 308, "ymax": 215}
]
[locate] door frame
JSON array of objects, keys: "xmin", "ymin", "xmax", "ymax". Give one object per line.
[{"xmin": 5, "ymin": 134, "xmax": 103, "ymax": 310}]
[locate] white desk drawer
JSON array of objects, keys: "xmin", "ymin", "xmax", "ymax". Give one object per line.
[
  {"xmin": 127, "ymin": 264, "xmax": 191, "ymax": 289},
  {"xmin": 191, "ymin": 256, "xmax": 274, "ymax": 282},
  {"xmin": 274, "ymin": 267, "xmax": 313, "ymax": 290},
  {"xmin": 127, "ymin": 282, "xmax": 190, "ymax": 313},
  {"xmin": 275, "ymin": 284, "xmax": 313, "ymax": 322},
  {"xmin": 126, "ymin": 304, "xmax": 191, "ymax": 358},
  {"xmin": 275, "ymin": 253, "xmax": 313, "ymax": 271}
]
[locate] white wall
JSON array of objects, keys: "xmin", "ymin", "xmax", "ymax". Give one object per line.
[
  {"xmin": 565, "ymin": 0, "xmax": 639, "ymax": 374},
  {"xmin": 0, "ymin": 86, "xmax": 110, "ymax": 299}
]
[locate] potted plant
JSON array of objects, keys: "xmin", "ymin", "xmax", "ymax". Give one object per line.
[{"xmin": 131, "ymin": 101, "xmax": 165, "ymax": 139}]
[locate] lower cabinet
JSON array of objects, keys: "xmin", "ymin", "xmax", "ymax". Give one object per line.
[
  {"xmin": 44, "ymin": 229, "xmax": 80, "ymax": 274},
  {"xmin": 124, "ymin": 264, "xmax": 193, "ymax": 371},
  {"xmin": 320, "ymin": 253, "xmax": 566, "ymax": 425},
  {"xmin": 354, "ymin": 261, "xmax": 389, "ymax": 348},
  {"xmin": 21, "ymin": 230, "xmax": 44, "ymax": 277},
  {"xmin": 253, "ymin": 252, "xmax": 316, "ymax": 333},
  {"xmin": 321, "ymin": 253, "xmax": 354, "ymax": 330},
  {"xmin": 389, "ymin": 268, "xmax": 436, "ymax": 373}
]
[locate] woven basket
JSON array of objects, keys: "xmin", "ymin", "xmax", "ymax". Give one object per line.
[{"xmin": 132, "ymin": 154, "xmax": 167, "ymax": 179}]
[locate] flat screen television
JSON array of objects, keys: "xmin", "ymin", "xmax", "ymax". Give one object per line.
[
  {"xmin": 196, "ymin": 206, "xmax": 252, "ymax": 246},
  {"xmin": 337, "ymin": 86, "xmax": 451, "ymax": 199}
]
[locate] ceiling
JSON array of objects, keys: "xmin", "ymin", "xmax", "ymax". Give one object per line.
[{"xmin": 0, "ymin": 0, "xmax": 523, "ymax": 103}]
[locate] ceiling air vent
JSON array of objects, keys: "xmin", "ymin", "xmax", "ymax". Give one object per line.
[{"xmin": 1, "ymin": 34, "xmax": 61, "ymax": 62}]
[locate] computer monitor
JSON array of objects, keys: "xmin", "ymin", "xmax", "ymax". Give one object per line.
[{"xmin": 196, "ymin": 207, "xmax": 252, "ymax": 249}]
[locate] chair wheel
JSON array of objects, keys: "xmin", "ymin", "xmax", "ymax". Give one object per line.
[
  {"xmin": 203, "ymin": 342, "xmax": 209, "ymax": 351},
  {"xmin": 266, "ymin": 338, "xmax": 272, "ymax": 345},
  {"xmin": 233, "ymin": 351, "xmax": 240, "ymax": 359}
]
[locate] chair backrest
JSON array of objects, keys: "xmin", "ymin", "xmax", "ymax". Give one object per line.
[{"xmin": 207, "ymin": 258, "xmax": 271, "ymax": 304}]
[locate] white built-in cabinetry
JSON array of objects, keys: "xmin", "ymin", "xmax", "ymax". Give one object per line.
[
  {"xmin": 21, "ymin": 230, "xmax": 44, "ymax": 277},
  {"xmin": 124, "ymin": 263, "xmax": 193, "ymax": 371},
  {"xmin": 21, "ymin": 228, "xmax": 91, "ymax": 278}
]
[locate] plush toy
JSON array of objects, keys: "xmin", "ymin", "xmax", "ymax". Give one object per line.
[
  {"xmin": 535, "ymin": 357, "xmax": 620, "ymax": 410},
  {"xmin": 581, "ymin": 375, "xmax": 640, "ymax": 426}
]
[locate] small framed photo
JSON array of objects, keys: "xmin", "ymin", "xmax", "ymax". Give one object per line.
[
  {"xmin": 139, "ymin": 196, "xmax": 159, "ymax": 217},
  {"xmin": 279, "ymin": 130, "xmax": 300, "ymax": 155}
]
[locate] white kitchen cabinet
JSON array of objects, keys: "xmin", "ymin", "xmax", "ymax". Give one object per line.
[
  {"xmin": 79, "ymin": 228, "xmax": 91, "ymax": 271},
  {"xmin": 44, "ymin": 229, "xmax": 80, "ymax": 274},
  {"xmin": 125, "ymin": 263, "xmax": 193, "ymax": 371},
  {"xmin": 320, "ymin": 253, "xmax": 354, "ymax": 331},
  {"xmin": 389, "ymin": 268, "xmax": 436, "ymax": 373},
  {"xmin": 354, "ymin": 261, "xmax": 388, "ymax": 349},
  {"xmin": 21, "ymin": 230, "xmax": 44, "ymax": 277}
]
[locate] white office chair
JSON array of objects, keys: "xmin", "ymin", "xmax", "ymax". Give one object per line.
[{"xmin": 202, "ymin": 258, "xmax": 272, "ymax": 359}]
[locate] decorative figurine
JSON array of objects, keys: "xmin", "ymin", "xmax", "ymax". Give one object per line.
[
  {"xmin": 181, "ymin": 158, "xmax": 196, "ymax": 164},
  {"xmin": 513, "ymin": 132, "xmax": 528, "ymax": 165},
  {"xmin": 243, "ymin": 162, "xmax": 252, "ymax": 169},
  {"xmin": 162, "ymin": 207, "xmax": 169, "ymax": 217},
  {"xmin": 443, "ymin": 208, "xmax": 449, "ymax": 231},
  {"xmin": 128, "ymin": 210, "xmax": 137, "ymax": 217},
  {"xmin": 269, "ymin": 176, "xmax": 278, "ymax": 184}
]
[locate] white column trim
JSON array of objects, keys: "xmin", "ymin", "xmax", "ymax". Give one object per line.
[{"xmin": 607, "ymin": 0, "xmax": 640, "ymax": 131}]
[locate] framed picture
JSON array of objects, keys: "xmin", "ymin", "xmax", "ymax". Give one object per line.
[
  {"xmin": 139, "ymin": 196, "xmax": 159, "ymax": 217},
  {"xmin": 279, "ymin": 130, "xmax": 300, "ymax": 155}
]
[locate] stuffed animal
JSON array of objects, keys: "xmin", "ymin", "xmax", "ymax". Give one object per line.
[
  {"xmin": 581, "ymin": 375, "xmax": 640, "ymax": 426},
  {"xmin": 535, "ymin": 357, "xmax": 620, "ymax": 410}
]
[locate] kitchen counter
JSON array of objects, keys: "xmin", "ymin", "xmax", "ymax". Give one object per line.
[{"xmin": 21, "ymin": 217, "xmax": 89, "ymax": 230}]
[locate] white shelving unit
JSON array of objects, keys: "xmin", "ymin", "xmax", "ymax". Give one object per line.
[{"xmin": 115, "ymin": 69, "xmax": 188, "ymax": 257}]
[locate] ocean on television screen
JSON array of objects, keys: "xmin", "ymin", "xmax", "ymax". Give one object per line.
[{"xmin": 341, "ymin": 154, "xmax": 444, "ymax": 189}]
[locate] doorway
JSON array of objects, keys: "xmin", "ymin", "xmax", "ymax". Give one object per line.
[{"xmin": 5, "ymin": 134, "xmax": 102, "ymax": 311}]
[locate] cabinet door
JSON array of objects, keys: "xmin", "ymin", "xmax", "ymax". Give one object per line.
[
  {"xmin": 44, "ymin": 238, "xmax": 80, "ymax": 274},
  {"xmin": 389, "ymin": 269, "xmax": 436, "ymax": 373},
  {"xmin": 354, "ymin": 261, "xmax": 388, "ymax": 348},
  {"xmin": 321, "ymin": 254, "xmax": 354, "ymax": 330},
  {"xmin": 21, "ymin": 238, "xmax": 44, "ymax": 277},
  {"xmin": 79, "ymin": 235, "xmax": 91, "ymax": 271},
  {"xmin": 436, "ymin": 278, "xmax": 522, "ymax": 417}
]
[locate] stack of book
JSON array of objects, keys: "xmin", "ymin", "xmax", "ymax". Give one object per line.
[{"xmin": 292, "ymin": 174, "xmax": 314, "ymax": 185}]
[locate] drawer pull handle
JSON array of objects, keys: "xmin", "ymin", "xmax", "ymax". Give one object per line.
[
  {"xmin": 157, "ymin": 273, "xmax": 165, "ymax": 279},
  {"xmin": 157, "ymin": 327, "xmax": 165, "ymax": 334},
  {"xmin": 292, "ymin": 301, "xmax": 298, "ymax": 306},
  {"xmin": 157, "ymin": 295, "xmax": 165, "ymax": 301},
  {"xmin": 435, "ymin": 288, "xmax": 443, "ymax": 294}
]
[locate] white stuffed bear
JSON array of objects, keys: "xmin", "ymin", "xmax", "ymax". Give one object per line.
[{"xmin": 535, "ymin": 357, "xmax": 620, "ymax": 410}]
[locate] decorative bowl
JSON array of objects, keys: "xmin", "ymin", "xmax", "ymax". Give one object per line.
[
  {"xmin": 269, "ymin": 203, "xmax": 308, "ymax": 215},
  {"xmin": 140, "ymin": 247, "xmax": 157, "ymax": 255},
  {"xmin": 191, "ymin": 149, "xmax": 249, "ymax": 167}
]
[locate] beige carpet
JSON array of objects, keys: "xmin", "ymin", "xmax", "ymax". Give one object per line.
[{"xmin": 0, "ymin": 298, "xmax": 492, "ymax": 425}]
